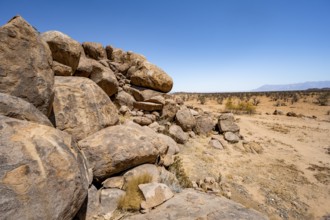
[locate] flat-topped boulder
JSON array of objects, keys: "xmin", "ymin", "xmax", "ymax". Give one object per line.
[
  {"xmin": 0, "ymin": 16, "xmax": 54, "ymax": 116},
  {"xmin": 133, "ymin": 101, "xmax": 163, "ymax": 111},
  {"xmin": 130, "ymin": 86, "xmax": 164, "ymax": 101},
  {"xmin": 53, "ymin": 76, "xmax": 118, "ymax": 141}
]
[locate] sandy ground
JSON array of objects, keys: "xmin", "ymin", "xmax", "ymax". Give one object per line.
[{"xmin": 177, "ymin": 96, "xmax": 330, "ymax": 220}]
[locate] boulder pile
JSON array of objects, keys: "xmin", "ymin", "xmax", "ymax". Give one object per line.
[{"xmin": 0, "ymin": 16, "xmax": 267, "ymax": 220}]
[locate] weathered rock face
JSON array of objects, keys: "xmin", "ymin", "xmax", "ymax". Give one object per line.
[
  {"xmin": 0, "ymin": 93, "xmax": 53, "ymax": 127},
  {"xmin": 53, "ymin": 76, "xmax": 119, "ymax": 141},
  {"xmin": 41, "ymin": 30, "xmax": 81, "ymax": 73},
  {"xmin": 168, "ymin": 125, "xmax": 189, "ymax": 144},
  {"xmin": 130, "ymin": 87, "xmax": 163, "ymax": 102},
  {"xmin": 115, "ymin": 90, "xmax": 135, "ymax": 109},
  {"xmin": 161, "ymin": 99, "xmax": 179, "ymax": 121},
  {"xmin": 82, "ymin": 42, "xmax": 107, "ymax": 60},
  {"xmin": 139, "ymin": 183, "xmax": 174, "ymax": 210},
  {"xmin": 0, "ymin": 16, "xmax": 54, "ymax": 116},
  {"xmin": 78, "ymin": 122, "xmax": 167, "ymax": 181},
  {"xmin": 75, "ymin": 57, "xmax": 119, "ymax": 96},
  {"xmin": 126, "ymin": 189, "xmax": 268, "ymax": 220},
  {"xmin": 130, "ymin": 62, "xmax": 173, "ymax": 93},
  {"xmin": 218, "ymin": 113, "xmax": 240, "ymax": 133},
  {"xmin": 0, "ymin": 115, "xmax": 90, "ymax": 220},
  {"xmin": 194, "ymin": 115, "xmax": 215, "ymax": 136},
  {"xmin": 52, "ymin": 61, "xmax": 73, "ymax": 76},
  {"xmin": 175, "ymin": 107, "xmax": 196, "ymax": 131}
]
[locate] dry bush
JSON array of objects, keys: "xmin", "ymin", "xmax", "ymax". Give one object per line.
[
  {"xmin": 225, "ymin": 98, "xmax": 256, "ymax": 115},
  {"xmin": 169, "ymin": 156, "xmax": 193, "ymax": 188},
  {"xmin": 316, "ymin": 92, "xmax": 330, "ymax": 106},
  {"xmin": 117, "ymin": 173, "xmax": 153, "ymax": 211},
  {"xmin": 252, "ymin": 97, "xmax": 261, "ymax": 106}
]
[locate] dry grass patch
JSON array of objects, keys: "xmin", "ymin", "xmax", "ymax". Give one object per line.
[
  {"xmin": 117, "ymin": 173, "xmax": 152, "ymax": 211},
  {"xmin": 169, "ymin": 156, "xmax": 193, "ymax": 188}
]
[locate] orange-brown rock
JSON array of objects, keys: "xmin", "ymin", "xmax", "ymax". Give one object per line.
[
  {"xmin": 53, "ymin": 76, "xmax": 118, "ymax": 141},
  {"xmin": 0, "ymin": 16, "xmax": 54, "ymax": 116}
]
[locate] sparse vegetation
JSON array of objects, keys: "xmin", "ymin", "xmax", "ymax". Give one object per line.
[
  {"xmin": 117, "ymin": 173, "xmax": 153, "ymax": 211},
  {"xmin": 168, "ymin": 156, "xmax": 193, "ymax": 188},
  {"xmin": 225, "ymin": 98, "xmax": 256, "ymax": 114},
  {"xmin": 252, "ymin": 97, "xmax": 261, "ymax": 106},
  {"xmin": 198, "ymin": 95, "xmax": 206, "ymax": 105},
  {"xmin": 316, "ymin": 92, "xmax": 330, "ymax": 106}
]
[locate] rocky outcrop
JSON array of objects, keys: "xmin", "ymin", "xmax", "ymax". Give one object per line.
[
  {"xmin": 218, "ymin": 113, "xmax": 240, "ymax": 133},
  {"xmin": 130, "ymin": 62, "xmax": 173, "ymax": 93},
  {"xmin": 78, "ymin": 122, "xmax": 167, "ymax": 181},
  {"xmin": 53, "ymin": 76, "xmax": 118, "ymax": 141},
  {"xmin": 52, "ymin": 61, "xmax": 73, "ymax": 76},
  {"xmin": 0, "ymin": 115, "xmax": 90, "ymax": 220},
  {"xmin": 194, "ymin": 115, "xmax": 215, "ymax": 136},
  {"xmin": 41, "ymin": 30, "xmax": 81, "ymax": 73},
  {"xmin": 168, "ymin": 125, "xmax": 189, "ymax": 144},
  {"xmin": 175, "ymin": 107, "xmax": 196, "ymax": 131},
  {"xmin": 161, "ymin": 99, "xmax": 179, "ymax": 121},
  {"xmin": 0, "ymin": 16, "xmax": 54, "ymax": 116},
  {"xmin": 0, "ymin": 93, "xmax": 53, "ymax": 127},
  {"xmin": 75, "ymin": 56, "xmax": 119, "ymax": 96},
  {"xmin": 126, "ymin": 189, "xmax": 268, "ymax": 220},
  {"xmin": 115, "ymin": 90, "xmax": 135, "ymax": 109},
  {"xmin": 82, "ymin": 42, "xmax": 107, "ymax": 60}
]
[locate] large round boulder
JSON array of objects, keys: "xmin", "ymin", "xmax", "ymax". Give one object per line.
[
  {"xmin": 175, "ymin": 107, "xmax": 196, "ymax": 131},
  {"xmin": 130, "ymin": 62, "xmax": 173, "ymax": 93},
  {"xmin": 78, "ymin": 121, "xmax": 167, "ymax": 182},
  {"xmin": 0, "ymin": 115, "xmax": 90, "ymax": 220},
  {"xmin": 218, "ymin": 113, "xmax": 240, "ymax": 133},
  {"xmin": 53, "ymin": 76, "xmax": 119, "ymax": 141},
  {"xmin": 41, "ymin": 30, "xmax": 81, "ymax": 73},
  {"xmin": 0, "ymin": 16, "xmax": 54, "ymax": 116}
]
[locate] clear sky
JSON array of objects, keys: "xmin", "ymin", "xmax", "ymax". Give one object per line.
[{"xmin": 1, "ymin": 0, "xmax": 329, "ymax": 92}]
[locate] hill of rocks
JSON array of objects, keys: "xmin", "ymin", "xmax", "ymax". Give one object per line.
[{"xmin": 0, "ymin": 16, "xmax": 268, "ymax": 219}]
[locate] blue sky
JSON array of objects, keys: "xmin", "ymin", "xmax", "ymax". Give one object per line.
[{"xmin": 1, "ymin": 0, "xmax": 329, "ymax": 92}]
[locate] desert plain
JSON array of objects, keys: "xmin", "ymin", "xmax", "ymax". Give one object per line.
[{"xmin": 174, "ymin": 91, "xmax": 330, "ymax": 220}]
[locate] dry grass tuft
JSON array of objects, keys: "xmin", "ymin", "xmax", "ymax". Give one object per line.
[
  {"xmin": 169, "ymin": 156, "xmax": 193, "ymax": 188},
  {"xmin": 117, "ymin": 173, "xmax": 152, "ymax": 211}
]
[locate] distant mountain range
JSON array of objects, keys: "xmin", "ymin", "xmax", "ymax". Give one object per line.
[{"xmin": 253, "ymin": 81, "xmax": 330, "ymax": 92}]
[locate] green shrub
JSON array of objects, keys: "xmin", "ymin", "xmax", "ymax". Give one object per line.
[{"xmin": 117, "ymin": 173, "xmax": 152, "ymax": 211}]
